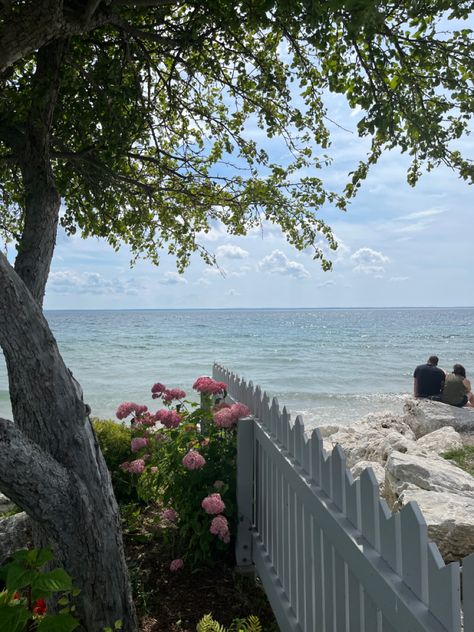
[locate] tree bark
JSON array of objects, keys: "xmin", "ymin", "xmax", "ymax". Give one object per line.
[{"xmin": 0, "ymin": 252, "xmax": 138, "ymax": 631}]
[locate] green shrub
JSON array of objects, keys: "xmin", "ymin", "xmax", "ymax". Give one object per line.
[
  {"xmin": 92, "ymin": 419, "xmax": 136, "ymax": 503},
  {"xmin": 117, "ymin": 378, "xmax": 251, "ymax": 567}
]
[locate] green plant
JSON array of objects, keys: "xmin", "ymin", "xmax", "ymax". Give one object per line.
[
  {"xmin": 117, "ymin": 377, "xmax": 251, "ymax": 567},
  {"xmin": 0, "ymin": 548, "xmax": 80, "ymax": 632},
  {"xmin": 196, "ymin": 614, "xmax": 262, "ymax": 632},
  {"xmin": 92, "ymin": 419, "xmax": 136, "ymax": 503},
  {"xmin": 443, "ymin": 446, "xmax": 474, "ymax": 477}
]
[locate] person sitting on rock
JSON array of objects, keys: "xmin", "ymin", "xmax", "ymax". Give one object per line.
[
  {"xmin": 441, "ymin": 364, "xmax": 474, "ymax": 408},
  {"xmin": 413, "ymin": 355, "xmax": 445, "ymax": 400}
]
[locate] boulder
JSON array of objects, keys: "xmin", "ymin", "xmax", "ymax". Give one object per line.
[
  {"xmin": 385, "ymin": 451, "xmax": 474, "ymax": 507},
  {"xmin": 323, "ymin": 412, "xmax": 417, "ymax": 468},
  {"xmin": 315, "ymin": 424, "xmax": 341, "ymax": 438},
  {"xmin": 396, "ymin": 488, "xmax": 474, "ymax": 562},
  {"xmin": 403, "ymin": 398, "xmax": 474, "ymax": 439},
  {"xmin": 0, "ymin": 512, "xmax": 32, "ymax": 564},
  {"xmin": 350, "ymin": 460, "xmax": 385, "ymax": 495},
  {"xmin": 0, "ymin": 493, "xmax": 15, "ymax": 516},
  {"xmin": 416, "ymin": 426, "xmax": 463, "ymax": 456}
]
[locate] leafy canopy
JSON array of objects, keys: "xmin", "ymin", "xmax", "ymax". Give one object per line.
[{"xmin": 0, "ymin": 0, "xmax": 473, "ymax": 270}]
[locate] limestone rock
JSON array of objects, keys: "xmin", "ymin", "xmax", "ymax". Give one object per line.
[
  {"xmin": 315, "ymin": 424, "xmax": 341, "ymax": 438},
  {"xmin": 350, "ymin": 460, "xmax": 385, "ymax": 495},
  {"xmin": 403, "ymin": 398, "xmax": 474, "ymax": 439},
  {"xmin": 396, "ymin": 488, "xmax": 474, "ymax": 562},
  {"xmin": 0, "ymin": 512, "xmax": 32, "ymax": 564},
  {"xmin": 323, "ymin": 412, "xmax": 417, "ymax": 468},
  {"xmin": 0, "ymin": 493, "xmax": 14, "ymax": 516},
  {"xmin": 416, "ymin": 426, "xmax": 463, "ymax": 456},
  {"xmin": 385, "ymin": 451, "xmax": 474, "ymax": 507}
]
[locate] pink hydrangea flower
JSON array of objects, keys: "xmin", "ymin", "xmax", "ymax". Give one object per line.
[
  {"xmin": 116, "ymin": 402, "xmax": 148, "ymax": 420},
  {"xmin": 230, "ymin": 403, "xmax": 251, "ymax": 420},
  {"xmin": 213, "ymin": 402, "xmax": 232, "ymax": 412},
  {"xmin": 201, "ymin": 493, "xmax": 225, "ymax": 515},
  {"xmin": 213, "ymin": 408, "xmax": 235, "ymax": 429},
  {"xmin": 120, "ymin": 459, "xmax": 145, "ymax": 474},
  {"xmin": 169, "ymin": 558, "xmax": 184, "ymax": 572},
  {"xmin": 210, "ymin": 514, "xmax": 230, "ymax": 543},
  {"xmin": 182, "ymin": 449, "xmax": 206, "ymax": 470},
  {"xmin": 161, "ymin": 508, "xmax": 178, "ymax": 523},
  {"xmin": 151, "ymin": 382, "xmax": 166, "ymax": 395},
  {"xmin": 131, "ymin": 437, "xmax": 148, "ymax": 452},
  {"xmin": 155, "ymin": 409, "xmax": 181, "ymax": 429},
  {"xmin": 141, "ymin": 412, "xmax": 157, "ymax": 427},
  {"xmin": 162, "ymin": 388, "xmax": 186, "ymax": 404},
  {"xmin": 192, "ymin": 377, "xmax": 228, "ymax": 395}
]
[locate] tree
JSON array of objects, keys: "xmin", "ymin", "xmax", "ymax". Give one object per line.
[{"xmin": 0, "ymin": 1, "xmax": 473, "ymax": 629}]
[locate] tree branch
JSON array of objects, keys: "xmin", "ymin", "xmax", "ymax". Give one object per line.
[{"xmin": 0, "ymin": 417, "xmax": 70, "ymax": 524}]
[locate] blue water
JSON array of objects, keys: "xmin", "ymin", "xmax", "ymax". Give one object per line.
[{"xmin": 1, "ymin": 308, "xmax": 473, "ymax": 428}]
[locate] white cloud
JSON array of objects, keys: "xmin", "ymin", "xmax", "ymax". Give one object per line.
[
  {"xmin": 216, "ymin": 244, "xmax": 249, "ymax": 259},
  {"xmin": 48, "ymin": 270, "xmax": 140, "ymax": 295},
  {"xmin": 159, "ymin": 272, "xmax": 188, "ymax": 285},
  {"xmin": 397, "ymin": 208, "xmax": 444, "ymax": 221},
  {"xmin": 258, "ymin": 250, "xmax": 311, "ymax": 279},
  {"xmin": 351, "ymin": 247, "xmax": 389, "ymax": 276},
  {"xmin": 390, "ymin": 276, "xmax": 409, "ymax": 282}
]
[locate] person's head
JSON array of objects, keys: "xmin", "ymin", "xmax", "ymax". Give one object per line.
[
  {"xmin": 427, "ymin": 355, "xmax": 439, "ymax": 366},
  {"xmin": 453, "ymin": 364, "xmax": 466, "ymax": 378}
]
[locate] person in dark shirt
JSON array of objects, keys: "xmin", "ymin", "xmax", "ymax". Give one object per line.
[{"xmin": 413, "ymin": 355, "xmax": 445, "ymax": 399}]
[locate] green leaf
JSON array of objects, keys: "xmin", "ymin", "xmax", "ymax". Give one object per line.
[
  {"xmin": 6, "ymin": 565, "xmax": 35, "ymax": 591},
  {"xmin": 32, "ymin": 568, "xmax": 73, "ymax": 593},
  {"xmin": 37, "ymin": 613, "xmax": 80, "ymax": 632},
  {"xmin": 0, "ymin": 604, "xmax": 30, "ymax": 632}
]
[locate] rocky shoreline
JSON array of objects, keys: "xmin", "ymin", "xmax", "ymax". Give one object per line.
[{"xmin": 321, "ymin": 398, "xmax": 474, "ymax": 562}]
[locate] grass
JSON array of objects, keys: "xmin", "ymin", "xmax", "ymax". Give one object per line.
[{"xmin": 443, "ymin": 445, "xmax": 474, "ymax": 476}]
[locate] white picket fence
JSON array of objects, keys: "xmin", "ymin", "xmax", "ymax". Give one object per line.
[{"xmin": 213, "ymin": 363, "xmax": 474, "ymax": 632}]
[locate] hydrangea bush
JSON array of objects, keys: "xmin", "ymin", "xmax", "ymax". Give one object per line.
[{"xmin": 117, "ymin": 376, "xmax": 251, "ymax": 567}]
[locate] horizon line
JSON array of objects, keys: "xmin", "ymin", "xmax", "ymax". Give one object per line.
[{"xmin": 43, "ymin": 305, "xmax": 474, "ymax": 311}]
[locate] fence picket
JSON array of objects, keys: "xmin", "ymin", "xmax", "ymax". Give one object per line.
[
  {"xmin": 282, "ymin": 406, "xmax": 291, "ymax": 453},
  {"xmin": 334, "ymin": 550, "xmax": 347, "ymax": 632},
  {"xmin": 261, "ymin": 391, "xmax": 271, "ymax": 430},
  {"xmin": 294, "ymin": 416, "xmax": 305, "ymax": 467},
  {"xmin": 310, "ymin": 428, "xmax": 323, "ymax": 486},
  {"xmin": 331, "ymin": 444, "xmax": 346, "ymax": 513},
  {"xmin": 323, "ymin": 533, "xmax": 335, "ymax": 632},
  {"xmin": 303, "ymin": 505, "xmax": 314, "ymax": 630},
  {"xmin": 360, "ymin": 468, "xmax": 380, "ymax": 552},
  {"xmin": 400, "ymin": 502, "xmax": 429, "ymax": 605},
  {"xmin": 347, "ymin": 571, "xmax": 362, "ymax": 632},
  {"xmin": 270, "ymin": 397, "xmax": 280, "ymax": 438},
  {"xmin": 427, "ymin": 542, "xmax": 460, "ymax": 632},
  {"xmin": 321, "ymin": 450, "xmax": 332, "ymax": 498},
  {"xmin": 379, "ymin": 499, "xmax": 401, "ymax": 575},
  {"xmin": 462, "ymin": 553, "xmax": 474, "ymax": 631},
  {"xmin": 345, "ymin": 470, "xmax": 360, "ymax": 531}
]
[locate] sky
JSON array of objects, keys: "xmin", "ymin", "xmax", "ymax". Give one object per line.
[{"xmin": 8, "ymin": 84, "xmax": 474, "ymax": 310}]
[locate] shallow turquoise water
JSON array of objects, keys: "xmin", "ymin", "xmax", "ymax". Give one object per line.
[{"xmin": 1, "ymin": 308, "xmax": 473, "ymax": 427}]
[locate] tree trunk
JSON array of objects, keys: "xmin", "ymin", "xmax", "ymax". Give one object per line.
[
  {"xmin": 0, "ymin": 251, "xmax": 138, "ymax": 631},
  {"xmin": 0, "ymin": 41, "xmax": 138, "ymax": 631}
]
